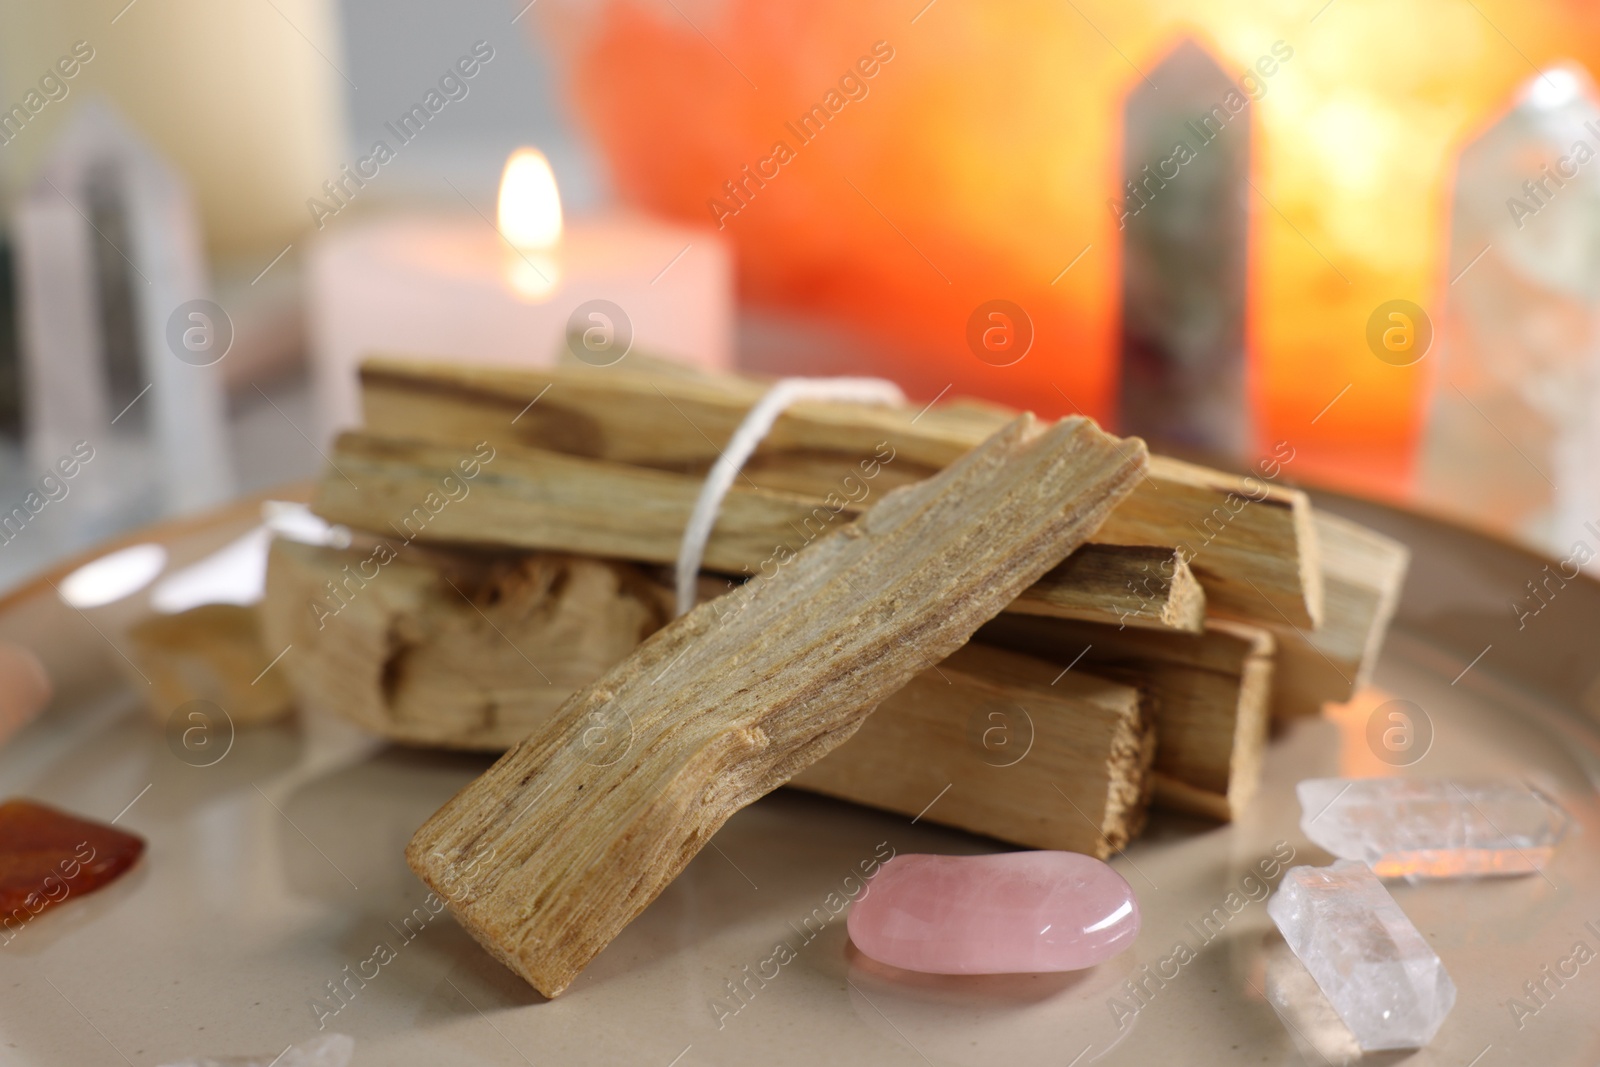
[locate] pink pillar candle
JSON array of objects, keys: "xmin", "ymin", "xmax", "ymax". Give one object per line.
[{"xmin": 308, "ymin": 213, "xmax": 732, "ymax": 440}]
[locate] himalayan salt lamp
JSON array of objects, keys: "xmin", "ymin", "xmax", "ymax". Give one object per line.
[
  {"xmin": 846, "ymin": 851, "xmax": 1139, "ymax": 974},
  {"xmin": 533, "ymin": 0, "xmax": 1600, "ymax": 495}
]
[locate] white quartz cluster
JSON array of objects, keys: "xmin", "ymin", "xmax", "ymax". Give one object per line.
[
  {"xmin": 1268, "ymin": 862, "xmax": 1456, "ymax": 1051},
  {"xmin": 1298, "ymin": 777, "xmax": 1570, "ymax": 879}
]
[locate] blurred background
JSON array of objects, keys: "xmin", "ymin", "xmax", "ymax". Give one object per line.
[{"xmin": 1, "ymin": 0, "xmax": 1598, "ymax": 590}]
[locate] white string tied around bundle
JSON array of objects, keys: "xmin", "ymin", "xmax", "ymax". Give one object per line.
[{"xmin": 673, "ymin": 376, "xmax": 907, "ymax": 617}]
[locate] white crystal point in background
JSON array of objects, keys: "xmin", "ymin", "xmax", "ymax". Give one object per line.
[
  {"xmin": 158, "ymin": 1033, "xmax": 353, "ymax": 1067},
  {"xmin": 1268, "ymin": 862, "xmax": 1456, "ymax": 1051},
  {"xmin": 1419, "ymin": 64, "xmax": 1600, "ymax": 558},
  {"xmin": 1299, "ymin": 777, "xmax": 1571, "ymax": 879}
]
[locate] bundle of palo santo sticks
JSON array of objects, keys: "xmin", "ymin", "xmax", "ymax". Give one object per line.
[{"xmin": 248, "ymin": 356, "xmax": 1407, "ymax": 872}]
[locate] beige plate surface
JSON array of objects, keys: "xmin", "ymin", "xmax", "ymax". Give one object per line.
[{"xmin": 0, "ymin": 490, "xmax": 1595, "ymax": 1065}]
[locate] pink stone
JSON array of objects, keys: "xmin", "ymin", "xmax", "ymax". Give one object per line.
[
  {"xmin": 0, "ymin": 642, "xmax": 49, "ymax": 748},
  {"xmin": 846, "ymin": 851, "xmax": 1139, "ymax": 974}
]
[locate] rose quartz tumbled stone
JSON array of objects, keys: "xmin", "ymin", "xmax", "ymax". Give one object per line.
[
  {"xmin": 0, "ymin": 642, "xmax": 49, "ymax": 748},
  {"xmin": 847, "ymin": 851, "xmax": 1139, "ymax": 974}
]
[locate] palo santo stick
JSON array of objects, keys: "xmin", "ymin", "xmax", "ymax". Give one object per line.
[
  {"xmin": 358, "ymin": 357, "xmax": 1320, "ymax": 627},
  {"xmin": 312, "ymin": 432, "xmax": 1203, "ymax": 632},
  {"xmin": 1099, "ymin": 453, "xmax": 1317, "ymax": 631},
  {"xmin": 978, "ymin": 614, "xmax": 1274, "ymax": 821},
  {"xmin": 792, "ymin": 642, "xmax": 1155, "ymax": 857},
  {"xmin": 124, "ymin": 604, "xmax": 292, "ymax": 727},
  {"xmin": 406, "ymin": 415, "xmax": 1147, "ymax": 997},
  {"xmin": 1020, "ymin": 543, "xmax": 1204, "ymax": 632},
  {"xmin": 1253, "ymin": 511, "xmax": 1409, "ymax": 719},
  {"xmin": 259, "ymin": 539, "xmax": 673, "ymax": 749},
  {"xmin": 316, "ymin": 434, "xmax": 803, "ymax": 590},
  {"xmin": 262, "ymin": 539, "xmax": 1156, "ymax": 855},
  {"xmin": 360, "ymin": 356, "xmax": 974, "ymax": 474}
]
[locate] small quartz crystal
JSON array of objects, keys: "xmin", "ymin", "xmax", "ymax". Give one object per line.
[
  {"xmin": 846, "ymin": 851, "xmax": 1139, "ymax": 974},
  {"xmin": 1298, "ymin": 778, "xmax": 1570, "ymax": 879},
  {"xmin": 1269, "ymin": 862, "xmax": 1455, "ymax": 1050}
]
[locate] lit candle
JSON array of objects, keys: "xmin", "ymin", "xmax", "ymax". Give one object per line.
[
  {"xmin": 498, "ymin": 147, "xmax": 565, "ymax": 300},
  {"xmin": 307, "ymin": 147, "xmax": 732, "ymax": 438}
]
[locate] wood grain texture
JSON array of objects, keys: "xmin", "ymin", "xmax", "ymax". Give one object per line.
[
  {"xmin": 1098, "ymin": 454, "xmax": 1320, "ymax": 630},
  {"xmin": 406, "ymin": 415, "xmax": 1147, "ymax": 997},
  {"xmin": 791, "ymin": 643, "xmax": 1155, "ymax": 856},
  {"xmin": 312, "ymin": 433, "xmax": 1202, "ymax": 632},
  {"xmin": 1253, "ymin": 511, "xmax": 1409, "ymax": 719},
  {"xmin": 977, "ymin": 614, "xmax": 1274, "ymax": 821},
  {"xmin": 124, "ymin": 604, "xmax": 291, "ymax": 727},
  {"xmin": 260, "ymin": 539, "xmax": 673, "ymax": 750},
  {"xmin": 262, "ymin": 540, "xmax": 1155, "ymax": 854},
  {"xmin": 358, "ymin": 357, "xmax": 1321, "ymax": 627},
  {"xmin": 1016, "ymin": 544, "xmax": 1204, "ymax": 632},
  {"xmin": 315, "ymin": 433, "xmax": 808, "ymax": 586}
]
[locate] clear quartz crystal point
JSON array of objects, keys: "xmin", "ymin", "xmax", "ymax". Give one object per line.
[
  {"xmin": 1419, "ymin": 64, "xmax": 1600, "ymax": 559},
  {"xmin": 1268, "ymin": 862, "xmax": 1456, "ymax": 1051},
  {"xmin": 1298, "ymin": 777, "xmax": 1571, "ymax": 879}
]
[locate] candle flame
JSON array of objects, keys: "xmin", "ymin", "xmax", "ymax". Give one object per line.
[{"xmin": 498, "ymin": 148, "xmax": 563, "ymax": 251}]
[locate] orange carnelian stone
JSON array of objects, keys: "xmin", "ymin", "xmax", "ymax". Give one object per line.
[{"xmin": 0, "ymin": 799, "xmax": 144, "ymax": 924}]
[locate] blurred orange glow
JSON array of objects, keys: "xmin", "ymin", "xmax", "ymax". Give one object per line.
[
  {"xmin": 1370, "ymin": 848, "xmax": 1555, "ymax": 879},
  {"xmin": 1324, "ymin": 688, "xmax": 1404, "ymax": 780},
  {"xmin": 542, "ymin": 0, "xmax": 1600, "ymax": 495}
]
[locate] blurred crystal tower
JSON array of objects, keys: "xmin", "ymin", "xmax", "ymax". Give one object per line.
[
  {"xmin": 1420, "ymin": 65, "xmax": 1600, "ymax": 557},
  {"xmin": 1117, "ymin": 39, "xmax": 1250, "ymax": 460},
  {"xmin": 12, "ymin": 101, "xmax": 234, "ymax": 541}
]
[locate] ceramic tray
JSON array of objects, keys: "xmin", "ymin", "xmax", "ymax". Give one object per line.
[{"xmin": 0, "ymin": 489, "xmax": 1594, "ymax": 1065}]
